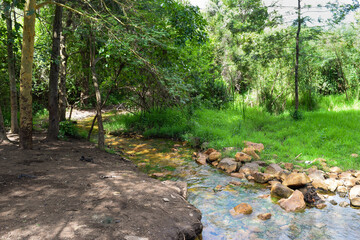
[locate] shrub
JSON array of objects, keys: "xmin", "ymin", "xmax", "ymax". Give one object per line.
[{"xmin": 59, "ymin": 121, "xmax": 79, "ymax": 139}]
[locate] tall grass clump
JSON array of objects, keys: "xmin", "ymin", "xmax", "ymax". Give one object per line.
[{"xmin": 121, "ymin": 107, "xmax": 191, "ymax": 139}]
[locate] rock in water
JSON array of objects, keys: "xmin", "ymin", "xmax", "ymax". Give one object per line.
[
  {"xmin": 257, "ymin": 213, "xmax": 272, "ymax": 220},
  {"xmin": 278, "ymin": 190, "xmax": 306, "ymax": 212},
  {"xmin": 230, "ymin": 203, "xmax": 253, "ymax": 216},
  {"xmin": 196, "ymin": 153, "xmax": 207, "ymax": 165},
  {"xmin": 217, "ymin": 158, "xmax": 239, "ymax": 173},
  {"xmin": 282, "ymin": 172, "xmax": 311, "ymax": 188},
  {"xmin": 271, "ymin": 183, "xmax": 294, "ymax": 198},
  {"xmin": 349, "ymin": 185, "xmax": 360, "ymax": 207},
  {"xmin": 324, "ymin": 178, "xmax": 338, "ymax": 192},
  {"xmin": 303, "ymin": 187, "xmax": 322, "ymax": 204}
]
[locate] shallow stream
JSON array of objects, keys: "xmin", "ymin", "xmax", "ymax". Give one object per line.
[{"xmin": 79, "ymin": 119, "xmax": 360, "ymax": 239}]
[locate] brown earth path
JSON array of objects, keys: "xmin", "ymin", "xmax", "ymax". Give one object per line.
[{"xmin": 0, "ymin": 111, "xmax": 202, "ymax": 240}]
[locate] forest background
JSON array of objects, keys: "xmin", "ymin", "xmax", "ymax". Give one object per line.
[{"xmin": 1, "ymin": 0, "xmax": 360, "ymax": 169}]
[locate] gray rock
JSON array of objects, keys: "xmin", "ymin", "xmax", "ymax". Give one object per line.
[
  {"xmin": 252, "ymin": 172, "xmax": 274, "ymax": 184},
  {"xmin": 265, "ymin": 163, "xmax": 283, "ymax": 174},
  {"xmin": 271, "ymin": 183, "xmax": 294, "ymax": 198},
  {"xmin": 239, "ymin": 162, "xmax": 260, "ymax": 176},
  {"xmin": 217, "ymin": 158, "xmax": 240, "ymax": 173}
]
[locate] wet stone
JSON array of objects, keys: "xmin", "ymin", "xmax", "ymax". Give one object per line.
[
  {"xmin": 257, "ymin": 213, "xmax": 272, "ymax": 220},
  {"xmin": 330, "ymin": 199, "xmax": 338, "ymax": 205},
  {"xmin": 230, "ymin": 203, "xmax": 253, "ymax": 216}
]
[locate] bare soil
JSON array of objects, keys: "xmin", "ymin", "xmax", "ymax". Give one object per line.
[{"xmin": 0, "ymin": 133, "xmax": 202, "ymax": 240}]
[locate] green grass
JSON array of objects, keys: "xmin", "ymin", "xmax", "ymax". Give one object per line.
[{"xmin": 104, "ymin": 95, "xmax": 360, "ymax": 170}]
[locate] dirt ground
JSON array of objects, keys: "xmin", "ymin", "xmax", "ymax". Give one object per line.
[{"xmin": 0, "ymin": 124, "xmax": 202, "ymax": 240}]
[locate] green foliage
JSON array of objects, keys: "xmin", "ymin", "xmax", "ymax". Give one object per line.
[
  {"xmin": 104, "ymin": 94, "xmax": 360, "ymax": 170},
  {"xmin": 58, "ymin": 121, "xmax": 79, "ymax": 139}
]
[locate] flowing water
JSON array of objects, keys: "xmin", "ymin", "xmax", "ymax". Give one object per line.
[{"xmin": 78, "ymin": 118, "xmax": 360, "ymax": 240}]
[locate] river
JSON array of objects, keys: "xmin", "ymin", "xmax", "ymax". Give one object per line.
[{"xmin": 78, "ymin": 118, "xmax": 360, "ymax": 240}]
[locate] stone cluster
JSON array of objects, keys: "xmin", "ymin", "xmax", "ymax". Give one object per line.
[{"xmin": 194, "ymin": 141, "xmax": 360, "ymax": 213}]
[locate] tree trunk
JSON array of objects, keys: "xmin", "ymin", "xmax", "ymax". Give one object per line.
[
  {"xmin": 0, "ymin": 106, "xmax": 9, "ymax": 143},
  {"xmin": 47, "ymin": 1, "xmax": 63, "ymax": 140},
  {"xmin": 59, "ymin": 10, "xmax": 72, "ymax": 121},
  {"xmin": 19, "ymin": 0, "xmax": 36, "ymax": 149},
  {"xmin": 4, "ymin": 1, "xmax": 19, "ymax": 134},
  {"xmin": 90, "ymin": 29, "xmax": 105, "ymax": 150},
  {"xmin": 294, "ymin": 0, "xmax": 301, "ymax": 112}
]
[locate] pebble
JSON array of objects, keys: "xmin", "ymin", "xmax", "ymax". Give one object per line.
[{"xmin": 163, "ymin": 198, "xmax": 170, "ymax": 202}]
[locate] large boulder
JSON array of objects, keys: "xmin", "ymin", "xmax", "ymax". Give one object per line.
[
  {"xmin": 208, "ymin": 152, "xmax": 221, "ymax": 162},
  {"xmin": 349, "ymin": 185, "xmax": 360, "ymax": 207},
  {"xmin": 235, "ymin": 152, "xmax": 252, "ymax": 162},
  {"xmin": 217, "ymin": 158, "xmax": 240, "ymax": 173},
  {"xmin": 230, "ymin": 203, "xmax": 253, "ymax": 216},
  {"xmin": 278, "ymin": 190, "xmax": 306, "ymax": 212},
  {"xmin": 282, "ymin": 172, "xmax": 311, "ymax": 188},
  {"xmin": 243, "ymin": 141, "xmax": 264, "ymax": 153},
  {"xmin": 239, "ymin": 162, "xmax": 260, "ymax": 176},
  {"xmin": 271, "ymin": 183, "xmax": 294, "ymax": 198}
]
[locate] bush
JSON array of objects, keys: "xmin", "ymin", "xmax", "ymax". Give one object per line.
[
  {"xmin": 59, "ymin": 121, "xmax": 79, "ymax": 139},
  {"xmin": 124, "ymin": 107, "xmax": 190, "ymax": 139}
]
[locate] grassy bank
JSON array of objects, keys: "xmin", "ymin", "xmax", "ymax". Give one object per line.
[{"xmin": 104, "ymin": 95, "xmax": 360, "ymax": 170}]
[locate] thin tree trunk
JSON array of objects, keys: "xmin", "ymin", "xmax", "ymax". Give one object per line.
[
  {"xmin": 4, "ymin": 1, "xmax": 19, "ymax": 134},
  {"xmin": 19, "ymin": 0, "xmax": 37, "ymax": 149},
  {"xmin": 47, "ymin": 1, "xmax": 63, "ymax": 140},
  {"xmin": 90, "ymin": 29, "xmax": 104, "ymax": 150},
  {"xmin": 80, "ymin": 49, "xmax": 90, "ymax": 107},
  {"xmin": 294, "ymin": 0, "xmax": 301, "ymax": 112},
  {"xmin": 59, "ymin": 10, "xmax": 72, "ymax": 121},
  {"xmin": 0, "ymin": 106, "xmax": 9, "ymax": 143}
]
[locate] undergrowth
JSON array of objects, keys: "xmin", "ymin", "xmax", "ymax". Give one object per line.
[{"xmin": 104, "ymin": 95, "xmax": 360, "ymax": 170}]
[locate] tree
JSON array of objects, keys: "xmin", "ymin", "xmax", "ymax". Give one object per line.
[
  {"xmin": 47, "ymin": 0, "xmax": 63, "ymax": 140},
  {"xmin": 3, "ymin": 0, "xmax": 19, "ymax": 134},
  {"xmin": 89, "ymin": 24, "xmax": 105, "ymax": 150},
  {"xmin": 59, "ymin": 10, "xmax": 72, "ymax": 121},
  {"xmin": 0, "ymin": 106, "xmax": 9, "ymax": 143},
  {"xmin": 19, "ymin": 0, "xmax": 36, "ymax": 149},
  {"xmin": 294, "ymin": 0, "xmax": 301, "ymax": 112}
]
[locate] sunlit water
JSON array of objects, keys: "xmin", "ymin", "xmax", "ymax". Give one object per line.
[{"xmin": 78, "ymin": 119, "xmax": 360, "ymax": 240}]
